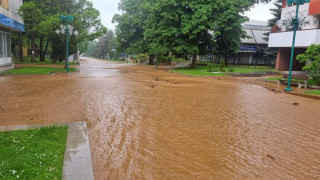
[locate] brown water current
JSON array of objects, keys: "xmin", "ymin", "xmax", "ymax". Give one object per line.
[{"xmin": 0, "ymin": 57, "xmax": 320, "ymax": 179}]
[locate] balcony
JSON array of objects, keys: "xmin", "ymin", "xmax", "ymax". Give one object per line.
[{"xmin": 268, "ymin": 29, "xmax": 320, "ymax": 48}]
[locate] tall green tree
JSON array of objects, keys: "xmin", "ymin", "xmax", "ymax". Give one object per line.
[
  {"xmin": 19, "ymin": 0, "xmax": 106, "ymax": 63},
  {"xmin": 265, "ymin": 0, "xmax": 282, "ymax": 64},
  {"xmin": 18, "ymin": 2, "xmax": 43, "ymax": 62},
  {"xmin": 114, "ymin": 0, "xmax": 270, "ymax": 68}
]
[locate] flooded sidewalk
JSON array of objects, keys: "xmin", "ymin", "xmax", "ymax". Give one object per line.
[{"xmin": 0, "ymin": 57, "xmax": 319, "ymax": 179}]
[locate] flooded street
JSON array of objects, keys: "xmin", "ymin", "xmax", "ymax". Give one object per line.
[{"xmin": 0, "ymin": 57, "xmax": 320, "ymax": 179}]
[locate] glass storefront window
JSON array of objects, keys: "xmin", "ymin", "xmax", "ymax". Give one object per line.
[
  {"xmin": 6, "ymin": 34, "xmax": 11, "ymax": 57},
  {"xmin": 0, "ymin": 31, "xmax": 12, "ymax": 65},
  {"xmin": 0, "ymin": 34, "xmax": 3, "ymax": 58}
]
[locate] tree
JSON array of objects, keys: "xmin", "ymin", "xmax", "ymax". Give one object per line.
[
  {"xmin": 264, "ymin": 0, "xmax": 282, "ymax": 64},
  {"xmin": 95, "ymin": 30, "xmax": 115, "ymax": 59},
  {"xmin": 297, "ymin": 44, "xmax": 320, "ymax": 84},
  {"xmin": 114, "ymin": 0, "xmax": 271, "ymax": 68},
  {"xmin": 18, "ymin": 2, "xmax": 43, "ymax": 62},
  {"xmin": 112, "ymin": 0, "xmax": 147, "ymax": 54},
  {"xmin": 19, "ymin": 0, "xmax": 106, "ymax": 64}
]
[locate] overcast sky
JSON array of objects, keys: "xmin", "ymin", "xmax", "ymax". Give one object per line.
[{"xmin": 91, "ymin": 0, "xmax": 276, "ymax": 31}]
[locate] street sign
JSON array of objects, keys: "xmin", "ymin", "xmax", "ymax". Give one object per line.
[{"xmin": 287, "ymin": 0, "xmax": 309, "ymax": 5}]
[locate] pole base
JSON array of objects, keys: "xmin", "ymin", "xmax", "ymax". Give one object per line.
[{"xmin": 284, "ymin": 88, "xmax": 292, "ymax": 92}]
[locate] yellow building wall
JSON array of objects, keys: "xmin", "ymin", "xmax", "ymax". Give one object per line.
[
  {"xmin": 0, "ymin": 0, "xmax": 9, "ymax": 10},
  {"xmin": 23, "ymin": 47, "xmax": 28, "ymax": 57}
]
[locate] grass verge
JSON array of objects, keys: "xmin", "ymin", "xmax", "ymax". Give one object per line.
[
  {"xmin": 2, "ymin": 67, "xmax": 77, "ymax": 75},
  {"xmin": 170, "ymin": 65, "xmax": 272, "ymax": 76},
  {"xmin": 171, "ymin": 67, "xmax": 227, "ymax": 76},
  {"xmin": 106, "ymin": 59, "xmax": 126, "ymax": 63},
  {"xmin": 15, "ymin": 57, "xmax": 78, "ymax": 66},
  {"xmin": 304, "ymin": 90, "xmax": 320, "ymax": 96},
  {"xmin": 0, "ymin": 126, "xmax": 68, "ymax": 179},
  {"xmin": 266, "ymin": 77, "xmax": 318, "ymax": 85}
]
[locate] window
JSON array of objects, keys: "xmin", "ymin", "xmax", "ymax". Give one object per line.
[
  {"xmin": 0, "ymin": 34, "xmax": 3, "ymax": 58},
  {"xmin": 0, "ymin": 31, "xmax": 12, "ymax": 65}
]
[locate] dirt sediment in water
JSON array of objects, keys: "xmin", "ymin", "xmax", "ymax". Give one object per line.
[{"xmin": 0, "ymin": 57, "xmax": 320, "ymax": 179}]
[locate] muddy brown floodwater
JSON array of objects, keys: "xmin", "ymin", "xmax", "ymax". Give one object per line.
[{"xmin": 1, "ymin": 57, "xmax": 320, "ymax": 179}]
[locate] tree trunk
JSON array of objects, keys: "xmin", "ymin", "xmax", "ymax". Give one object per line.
[
  {"xmin": 225, "ymin": 54, "xmax": 228, "ymax": 66},
  {"xmin": 40, "ymin": 36, "xmax": 45, "ymax": 61},
  {"xmin": 149, "ymin": 54, "xmax": 154, "ymax": 65},
  {"xmin": 19, "ymin": 33, "xmax": 24, "ymax": 62},
  {"xmin": 74, "ymin": 52, "xmax": 79, "ymax": 63},
  {"xmin": 43, "ymin": 38, "xmax": 49, "ymax": 62},
  {"xmin": 190, "ymin": 54, "xmax": 197, "ymax": 68},
  {"xmin": 31, "ymin": 36, "xmax": 36, "ymax": 63}
]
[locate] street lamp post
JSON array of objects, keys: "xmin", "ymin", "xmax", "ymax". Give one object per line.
[
  {"xmin": 284, "ymin": 0, "xmax": 306, "ymax": 91},
  {"xmin": 55, "ymin": 15, "xmax": 78, "ymax": 73}
]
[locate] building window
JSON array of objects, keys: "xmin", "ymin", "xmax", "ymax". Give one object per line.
[{"xmin": 0, "ymin": 31, "xmax": 11, "ymax": 65}]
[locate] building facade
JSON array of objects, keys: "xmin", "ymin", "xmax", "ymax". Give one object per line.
[
  {"xmin": 268, "ymin": 0, "xmax": 320, "ymax": 71},
  {"xmin": 203, "ymin": 20, "xmax": 272, "ymax": 66},
  {"xmin": 0, "ymin": 0, "xmax": 24, "ymax": 71},
  {"xmin": 235, "ymin": 20, "xmax": 271, "ymax": 65}
]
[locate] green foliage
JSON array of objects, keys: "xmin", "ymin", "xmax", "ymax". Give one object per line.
[
  {"xmin": 83, "ymin": 30, "xmax": 120, "ymax": 59},
  {"xmin": 268, "ymin": 0, "xmax": 282, "ymax": 27},
  {"xmin": 264, "ymin": 0, "xmax": 282, "ymax": 64},
  {"xmin": 138, "ymin": 54, "xmax": 149, "ymax": 61},
  {"xmin": 207, "ymin": 63, "xmax": 214, "ymax": 72},
  {"xmin": 196, "ymin": 62, "xmax": 208, "ymax": 66},
  {"xmin": 297, "ymin": 44, "xmax": 320, "ymax": 84},
  {"xmin": 220, "ymin": 60, "xmax": 226, "ymax": 72},
  {"xmin": 3, "ymin": 67, "xmax": 76, "ymax": 75},
  {"xmin": 171, "ymin": 66, "xmax": 228, "ymax": 76},
  {"xmin": 0, "ymin": 126, "xmax": 68, "ymax": 179},
  {"xmin": 304, "ymin": 90, "xmax": 320, "ymax": 96},
  {"xmin": 18, "ymin": 0, "xmax": 106, "ymax": 61},
  {"xmin": 113, "ymin": 0, "xmax": 270, "ymax": 67},
  {"xmin": 228, "ymin": 68, "xmax": 234, "ymax": 72},
  {"xmin": 172, "ymin": 65, "xmax": 270, "ymax": 76}
]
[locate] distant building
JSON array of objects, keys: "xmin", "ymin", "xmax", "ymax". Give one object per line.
[
  {"xmin": 0, "ymin": 0, "xmax": 25, "ymax": 71},
  {"xmin": 204, "ymin": 20, "xmax": 272, "ymax": 65},
  {"xmin": 268, "ymin": 0, "xmax": 320, "ymax": 71},
  {"xmin": 235, "ymin": 20, "xmax": 271, "ymax": 65}
]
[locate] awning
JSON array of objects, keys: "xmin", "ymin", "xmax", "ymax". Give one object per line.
[{"xmin": 0, "ymin": 14, "xmax": 25, "ymax": 32}]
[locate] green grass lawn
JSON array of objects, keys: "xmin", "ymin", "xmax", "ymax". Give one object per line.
[
  {"xmin": 304, "ymin": 90, "xmax": 320, "ymax": 96},
  {"xmin": 266, "ymin": 77, "xmax": 318, "ymax": 85},
  {"xmin": 15, "ymin": 57, "xmax": 78, "ymax": 66},
  {"xmin": 171, "ymin": 67, "xmax": 227, "ymax": 76},
  {"xmin": 2, "ymin": 67, "xmax": 77, "ymax": 75},
  {"xmin": 0, "ymin": 126, "xmax": 68, "ymax": 179},
  {"xmin": 106, "ymin": 59, "xmax": 126, "ymax": 63},
  {"xmin": 170, "ymin": 65, "xmax": 273, "ymax": 76}
]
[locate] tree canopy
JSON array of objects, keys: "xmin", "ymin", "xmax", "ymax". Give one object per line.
[
  {"xmin": 18, "ymin": 0, "xmax": 106, "ymax": 63},
  {"xmin": 113, "ymin": 0, "xmax": 270, "ymax": 67}
]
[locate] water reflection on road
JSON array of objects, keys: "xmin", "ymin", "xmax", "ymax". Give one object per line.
[{"xmin": 0, "ymin": 57, "xmax": 320, "ymax": 179}]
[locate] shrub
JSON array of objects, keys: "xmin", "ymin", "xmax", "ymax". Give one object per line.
[
  {"xmin": 173, "ymin": 58, "xmax": 187, "ymax": 62},
  {"xmin": 207, "ymin": 63, "xmax": 214, "ymax": 72},
  {"xmin": 138, "ymin": 54, "xmax": 149, "ymax": 61},
  {"xmin": 197, "ymin": 62, "xmax": 208, "ymax": 66},
  {"xmin": 220, "ymin": 60, "xmax": 226, "ymax": 72},
  {"xmin": 158, "ymin": 56, "xmax": 173, "ymax": 62},
  {"xmin": 228, "ymin": 68, "xmax": 234, "ymax": 72},
  {"xmin": 297, "ymin": 44, "xmax": 320, "ymax": 84}
]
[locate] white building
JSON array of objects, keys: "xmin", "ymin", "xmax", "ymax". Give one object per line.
[
  {"xmin": 268, "ymin": 0, "xmax": 320, "ymax": 70},
  {"xmin": 0, "ymin": 0, "xmax": 24, "ymax": 72}
]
